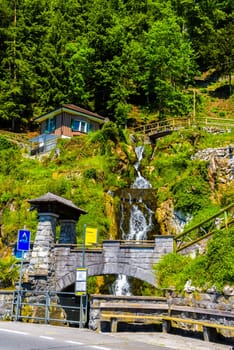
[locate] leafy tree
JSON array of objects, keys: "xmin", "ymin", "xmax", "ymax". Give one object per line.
[
  {"xmin": 211, "ymin": 22, "xmax": 234, "ymax": 95},
  {"xmin": 171, "ymin": 0, "xmax": 234, "ymax": 71},
  {"xmin": 140, "ymin": 17, "xmax": 197, "ymax": 116}
]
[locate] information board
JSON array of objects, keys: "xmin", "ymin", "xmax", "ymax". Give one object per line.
[{"xmin": 75, "ymin": 268, "xmax": 88, "ymax": 296}]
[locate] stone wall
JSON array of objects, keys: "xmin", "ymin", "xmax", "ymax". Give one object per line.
[
  {"xmin": 168, "ymin": 287, "xmax": 234, "ymax": 313},
  {"xmin": 0, "ymin": 290, "xmax": 14, "ymax": 320},
  {"xmin": 89, "ymin": 290, "xmax": 234, "ymax": 335}
]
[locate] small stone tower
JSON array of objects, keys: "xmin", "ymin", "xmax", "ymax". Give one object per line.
[{"xmin": 27, "ymin": 192, "xmax": 87, "ymax": 291}]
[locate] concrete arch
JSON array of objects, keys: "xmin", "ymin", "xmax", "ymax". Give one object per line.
[
  {"xmin": 55, "ymin": 237, "xmax": 174, "ymax": 291},
  {"xmin": 56, "ymin": 263, "xmax": 156, "ymax": 291},
  {"xmin": 89, "ymin": 262, "xmax": 156, "ymax": 287}
]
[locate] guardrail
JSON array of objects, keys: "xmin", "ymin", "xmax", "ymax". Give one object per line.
[
  {"xmin": 12, "ymin": 290, "xmax": 88, "ymax": 327},
  {"xmin": 175, "ymin": 202, "xmax": 234, "ymax": 253},
  {"xmin": 131, "ymin": 117, "xmax": 234, "ymax": 139},
  {"xmin": 55, "ymin": 240, "xmax": 156, "ymax": 250},
  {"xmin": 98, "ymin": 301, "xmax": 234, "ymax": 342}
]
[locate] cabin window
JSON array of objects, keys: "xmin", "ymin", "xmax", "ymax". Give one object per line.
[
  {"xmin": 71, "ymin": 119, "xmax": 92, "ymax": 133},
  {"xmin": 46, "ymin": 117, "xmax": 56, "ymax": 133}
]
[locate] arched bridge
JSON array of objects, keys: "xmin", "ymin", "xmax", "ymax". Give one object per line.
[
  {"xmin": 54, "ymin": 237, "xmax": 173, "ymax": 291},
  {"xmin": 132, "ymin": 117, "xmax": 234, "ymax": 141},
  {"xmin": 25, "ymin": 192, "xmax": 174, "ymax": 292}
]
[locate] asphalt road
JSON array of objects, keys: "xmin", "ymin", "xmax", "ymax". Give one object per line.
[{"xmin": 0, "ymin": 321, "xmax": 231, "ymax": 350}]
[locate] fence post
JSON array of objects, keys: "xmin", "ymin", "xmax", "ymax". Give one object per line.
[
  {"xmin": 45, "ymin": 291, "xmax": 50, "ymax": 324},
  {"xmin": 15, "ymin": 290, "xmax": 22, "ymax": 321}
]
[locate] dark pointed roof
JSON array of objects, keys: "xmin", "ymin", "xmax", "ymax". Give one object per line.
[{"xmin": 28, "ymin": 192, "xmax": 87, "ymax": 220}]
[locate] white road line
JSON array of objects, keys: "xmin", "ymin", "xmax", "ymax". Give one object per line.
[
  {"xmin": 91, "ymin": 346, "xmax": 112, "ymax": 350},
  {"xmin": 0, "ymin": 328, "xmax": 29, "ymax": 336},
  {"xmin": 65, "ymin": 340, "xmax": 84, "ymax": 345},
  {"xmin": 39, "ymin": 335, "xmax": 55, "ymax": 340}
]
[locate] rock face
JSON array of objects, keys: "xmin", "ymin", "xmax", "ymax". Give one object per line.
[
  {"xmin": 192, "ymin": 145, "xmax": 234, "ymax": 184},
  {"xmin": 156, "ymin": 199, "xmax": 186, "ymax": 236},
  {"xmin": 155, "ymin": 145, "xmax": 234, "ymax": 236}
]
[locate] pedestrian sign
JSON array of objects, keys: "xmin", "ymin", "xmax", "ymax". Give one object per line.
[{"xmin": 17, "ymin": 229, "xmax": 31, "ymax": 251}]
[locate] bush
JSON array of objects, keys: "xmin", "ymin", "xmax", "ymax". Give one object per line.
[
  {"xmin": 154, "ymin": 227, "xmax": 234, "ymax": 292},
  {"xmin": 172, "ymin": 175, "xmax": 211, "ymax": 214},
  {"xmin": 0, "ymin": 257, "xmax": 19, "ymax": 288},
  {"xmin": 154, "ymin": 253, "xmax": 192, "ymax": 292},
  {"xmin": 0, "ymin": 136, "xmax": 17, "ymax": 151},
  {"xmin": 83, "ymin": 168, "xmax": 97, "ymax": 180},
  {"xmin": 204, "ymin": 228, "xmax": 234, "ymax": 289}
]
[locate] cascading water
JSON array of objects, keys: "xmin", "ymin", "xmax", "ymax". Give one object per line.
[
  {"xmin": 112, "ymin": 146, "xmax": 154, "ymax": 296},
  {"xmin": 131, "ymin": 146, "xmax": 152, "ymax": 190}
]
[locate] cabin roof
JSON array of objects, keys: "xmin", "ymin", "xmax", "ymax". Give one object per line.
[{"xmin": 34, "ymin": 104, "xmax": 105, "ymax": 124}]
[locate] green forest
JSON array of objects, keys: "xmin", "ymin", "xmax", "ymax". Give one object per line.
[{"xmin": 0, "ymin": 0, "xmax": 233, "ymax": 130}]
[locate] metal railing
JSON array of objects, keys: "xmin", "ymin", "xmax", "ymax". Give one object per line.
[
  {"xmin": 175, "ymin": 203, "xmax": 234, "ymax": 252},
  {"xmin": 132, "ymin": 117, "xmax": 234, "ymax": 138},
  {"xmin": 12, "ymin": 290, "xmax": 88, "ymax": 327}
]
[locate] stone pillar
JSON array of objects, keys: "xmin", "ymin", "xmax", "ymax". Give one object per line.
[
  {"xmin": 154, "ymin": 236, "xmax": 174, "ymax": 262},
  {"xmin": 59, "ymin": 219, "xmax": 77, "ymax": 244},
  {"xmin": 103, "ymin": 241, "xmax": 120, "ymax": 270},
  {"xmin": 27, "ymin": 213, "xmax": 58, "ymax": 291}
]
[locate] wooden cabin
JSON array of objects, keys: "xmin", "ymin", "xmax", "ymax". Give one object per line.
[{"xmin": 30, "ymin": 104, "xmax": 106, "ymax": 155}]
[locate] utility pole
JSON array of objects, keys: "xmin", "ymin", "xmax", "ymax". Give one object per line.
[
  {"xmin": 13, "ymin": 0, "xmax": 17, "ymax": 80},
  {"xmin": 193, "ymin": 89, "xmax": 196, "ymax": 119},
  {"xmin": 11, "ymin": 0, "xmax": 17, "ymax": 131}
]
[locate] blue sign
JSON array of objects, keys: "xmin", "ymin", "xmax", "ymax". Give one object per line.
[{"xmin": 17, "ymin": 229, "xmax": 31, "ymax": 251}]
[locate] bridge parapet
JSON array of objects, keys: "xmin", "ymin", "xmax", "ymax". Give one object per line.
[{"xmin": 54, "ymin": 236, "xmax": 174, "ymax": 291}]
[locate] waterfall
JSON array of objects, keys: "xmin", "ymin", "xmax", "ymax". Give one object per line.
[
  {"xmin": 131, "ymin": 146, "xmax": 152, "ymax": 189},
  {"xmin": 112, "ymin": 146, "xmax": 153, "ymax": 296}
]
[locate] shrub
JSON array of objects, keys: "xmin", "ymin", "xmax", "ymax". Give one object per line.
[
  {"xmin": 0, "ymin": 257, "xmax": 19, "ymax": 288},
  {"xmin": 154, "ymin": 227, "xmax": 234, "ymax": 292},
  {"xmin": 0, "ymin": 136, "xmax": 17, "ymax": 151},
  {"xmin": 83, "ymin": 168, "xmax": 97, "ymax": 180},
  {"xmin": 172, "ymin": 175, "xmax": 211, "ymax": 214},
  {"xmin": 204, "ymin": 228, "xmax": 234, "ymax": 289},
  {"xmin": 154, "ymin": 253, "xmax": 192, "ymax": 292}
]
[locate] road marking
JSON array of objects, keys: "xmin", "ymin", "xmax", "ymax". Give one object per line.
[
  {"xmin": 91, "ymin": 346, "xmax": 112, "ymax": 350},
  {"xmin": 39, "ymin": 336, "xmax": 54, "ymax": 340},
  {"xmin": 0, "ymin": 328, "xmax": 29, "ymax": 336},
  {"xmin": 65, "ymin": 340, "xmax": 84, "ymax": 345}
]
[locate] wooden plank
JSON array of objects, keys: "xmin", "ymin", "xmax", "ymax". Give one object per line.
[
  {"xmin": 100, "ymin": 313, "xmax": 234, "ymax": 331},
  {"xmin": 101, "ymin": 312, "xmax": 163, "ymax": 323},
  {"xmin": 100, "ymin": 302, "xmax": 168, "ymax": 310},
  {"xmin": 162, "ymin": 316, "xmax": 234, "ymax": 331}
]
